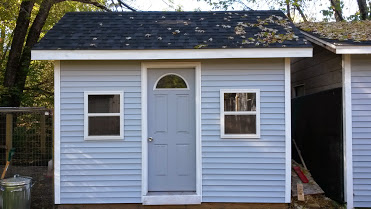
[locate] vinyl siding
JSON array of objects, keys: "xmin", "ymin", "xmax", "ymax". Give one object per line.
[
  {"xmin": 351, "ymin": 54, "xmax": 371, "ymax": 208},
  {"xmin": 59, "ymin": 61, "xmax": 142, "ymax": 204},
  {"xmin": 59, "ymin": 59, "xmax": 287, "ymax": 204},
  {"xmin": 201, "ymin": 59, "xmax": 286, "ymax": 203}
]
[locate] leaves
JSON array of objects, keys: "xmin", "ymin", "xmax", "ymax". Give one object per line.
[
  {"xmin": 0, "ymin": 0, "xmax": 117, "ymax": 108},
  {"xmin": 297, "ymin": 21, "xmax": 371, "ymax": 41}
]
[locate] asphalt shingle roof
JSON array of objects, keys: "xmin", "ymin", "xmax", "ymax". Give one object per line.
[
  {"xmin": 33, "ymin": 10, "xmax": 311, "ymax": 50},
  {"xmin": 297, "ymin": 21, "xmax": 371, "ymax": 46}
]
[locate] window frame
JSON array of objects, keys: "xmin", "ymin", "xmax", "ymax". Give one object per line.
[
  {"xmin": 153, "ymin": 73, "xmax": 190, "ymax": 90},
  {"xmin": 84, "ymin": 91, "xmax": 124, "ymax": 140},
  {"xmin": 293, "ymin": 84, "xmax": 305, "ymax": 98},
  {"xmin": 220, "ymin": 89, "xmax": 260, "ymax": 139}
]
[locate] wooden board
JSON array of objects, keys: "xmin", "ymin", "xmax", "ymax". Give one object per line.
[{"xmin": 291, "ymin": 161, "xmax": 324, "ymax": 196}]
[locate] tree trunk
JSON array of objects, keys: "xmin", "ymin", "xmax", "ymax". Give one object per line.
[
  {"xmin": 286, "ymin": 0, "xmax": 292, "ymax": 21},
  {"xmin": 357, "ymin": 0, "xmax": 368, "ymax": 20},
  {"xmin": 293, "ymin": 0, "xmax": 307, "ymax": 22},
  {"xmin": 2, "ymin": 0, "xmax": 34, "ymax": 107},
  {"xmin": 330, "ymin": 0, "xmax": 344, "ymax": 21},
  {"xmin": 14, "ymin": 0, "xmax": 54, "ymax": 107},
  {"xmin": 0, "ymin": 27, "xmax": 5, "ymax": 65},
  {"xmin": 2, "ymin": 0, "xmax": 110, "ymax": 107}
]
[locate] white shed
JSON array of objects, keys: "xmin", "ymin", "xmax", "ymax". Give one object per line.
[{"xmin": 31, "ymin": 11, "xmax": 312, "ymax": 207}]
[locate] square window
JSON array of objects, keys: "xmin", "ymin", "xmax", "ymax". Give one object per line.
[
  {"xmin": 84, "ymin": 92, "xmax": 123, "ymax": 140},
  {"xmin": 293, "ymin": 85, "xmax": 305, "ymax": 98},
  {"xmin": 220, "ymin": 89, "xmax": 260, "ymax": 138}
]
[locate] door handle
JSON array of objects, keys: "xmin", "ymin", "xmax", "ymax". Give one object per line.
[{"xmin": 148, "ymin": 137, "xmax": 153, "ymax": 142}]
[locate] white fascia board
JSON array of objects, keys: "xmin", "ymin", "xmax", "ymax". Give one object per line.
[
  {"xmin": 301, "ymin": 31, "xmax": 371, "ymax": 55},
  {"xmin": 301, "ymin": 31, "xmax": 337, "ymax": 53},
  {"xmin": 336, "ymin": 46, "xmax": 371, "ymax": 54},
  {"xmin": 31, "ymin": 48, "xmax": 313, "ymax": 60}
]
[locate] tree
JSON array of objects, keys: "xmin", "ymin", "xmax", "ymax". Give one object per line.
[
  {"xmin": 329, "ymin": 0, "xmax": 343, "ymax": 21},
  {"xmin": 0, "ymin": 0, "xmax": 134, "ymax": 107},
  {"xmin": 200, "ymin": 0, "xmax": 309, "ymax": 22},
  {"xmin": 357, "ymin": 0, "xmax": 369, "ymax": 20}
]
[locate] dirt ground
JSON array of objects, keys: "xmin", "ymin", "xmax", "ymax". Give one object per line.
[
  {"xmin": 0, "ymin": 165, "xmax": 53, "ymax": 209},
  {"xmin": 290, "ymin": 194, "xmax": 346, "ymax": 209},
  {"xmin": 0, "ymin": 165, "xmax": 345, "ymax": 209}
]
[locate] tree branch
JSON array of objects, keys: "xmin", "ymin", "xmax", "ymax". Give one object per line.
[
  {"xmin": 117, "ymin": 0, "xmax": 137, "ymax": 11},
  {"xmin": 54, "ymin": 0, "xmax": 111, "ymax": 11},
  {"xmin": 294, "ymin": 4, "xmax": 307, "ymax": 22}
]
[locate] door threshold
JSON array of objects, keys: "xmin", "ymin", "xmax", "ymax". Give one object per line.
[{"xmin": 143, "ymin": 192, "xmax": 201, "ymax": 205}]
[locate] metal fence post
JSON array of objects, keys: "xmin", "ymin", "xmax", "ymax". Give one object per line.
[
  {"xmin": 40, "ymin": 113, "xmax": 46, "ymax": 155},
  {"xmin": 5, "ymin": 113, "xmax": 13, "ymax": 160}
]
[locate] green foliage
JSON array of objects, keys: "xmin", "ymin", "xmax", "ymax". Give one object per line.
[{"xmin": 0, "ymin": 0, "xmax": 110, "ymax": 108}]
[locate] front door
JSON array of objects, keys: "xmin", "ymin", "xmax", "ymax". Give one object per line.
[{"xmin": 148, "ymin": 68, "xmax": 196, "ymax": 192}]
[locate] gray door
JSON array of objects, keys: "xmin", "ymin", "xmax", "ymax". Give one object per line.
[{"xmin": 148, "ymin": 68, "xmax": 196, "ymax": 192}]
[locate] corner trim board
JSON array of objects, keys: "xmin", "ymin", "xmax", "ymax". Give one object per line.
[
  {"xmin": 31, "ymin": 48, "xmax": 313, "ymax": 60},
  {"xmin": 140, "ymin": 62, "xmax": 202, "ymax": 205},
  {"xmin": 284, "ymin": 58, "xmax": 292, "ymax": 203},
  {"xmin": 343, "ymin": 54, "xmax": 354, "ymax": 209},
  {"xmin": 54, "ymin": 60, "xmax": 61, "ymax": 204}
]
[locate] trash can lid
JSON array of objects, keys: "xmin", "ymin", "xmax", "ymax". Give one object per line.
[{"xmin": 0, "ymin": 175, "xmax": 32, "ymax": 186}]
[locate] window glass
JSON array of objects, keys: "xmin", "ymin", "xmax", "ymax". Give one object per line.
[
  {"xmin": 225, "ymin": 115, "xmax": 256, "ymax": 134},
  {"xmin": 294, "ymin": 85, "xmax": 305, "ymax": 97},
  {"xmin": 88, "ymin": 95, "xmax": 120, "ymax": 113},
  {"xmin": 224, "ymin": 93, "xmax": 256, "ymax": 111},
  {"xmin": 156, "ymin": 74, "xmax": 187, "ymax": 89},
  {"xmin": 88, "ymin": 116, "xmax": 120, "ymax": 136}
]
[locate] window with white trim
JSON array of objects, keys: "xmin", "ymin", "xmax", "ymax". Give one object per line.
[
  {"xmin": 84, "ymin": 91, "xmax": 124, "ymax": 140},
  {"xmin": 220, "ymin": 89, "xmax": 260, "ymax": 138}
]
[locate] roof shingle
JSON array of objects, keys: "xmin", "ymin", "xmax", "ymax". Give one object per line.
[{"xmin": 34, "ymin": 10, "xmax": 311, "ymax": 50}]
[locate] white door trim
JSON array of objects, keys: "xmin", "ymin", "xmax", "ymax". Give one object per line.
[
  {"xmin": 343, "ymin": 54, "xmax": 354, "ymax": 209},
  {"xmin": 141, "ymin": 62, "xmax": 202, "ymax": 205},
  {"xmin": 284, "ymin": 58, "xmax": 292, "ymax": 203},
  {"xmin": 54, "ymin": 60, "xmax": 61, "ymax": 204}
]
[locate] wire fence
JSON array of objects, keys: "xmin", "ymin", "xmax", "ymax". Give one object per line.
[{"xmin": 0, "ymin": 107, "xmax": 54, "ymax": 209}]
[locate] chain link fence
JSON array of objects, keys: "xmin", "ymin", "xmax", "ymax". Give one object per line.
[{"xmin": 0, "ymin": 107, "xmax": 54, "ymax": 209}]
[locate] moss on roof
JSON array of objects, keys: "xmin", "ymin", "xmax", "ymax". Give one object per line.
[{"xmin": 296, "ymin": 21, "xmax": 371, "ymax": 42}]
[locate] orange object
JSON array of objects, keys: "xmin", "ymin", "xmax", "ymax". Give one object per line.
[{"xmin": 294, "ymin": 166, "xmax": 309, "ymax": 183}]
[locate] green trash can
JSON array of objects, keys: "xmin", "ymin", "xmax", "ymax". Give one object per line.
[{"xmin": 0, "ymin": 175, "xmax": 32, "ymax": 209}]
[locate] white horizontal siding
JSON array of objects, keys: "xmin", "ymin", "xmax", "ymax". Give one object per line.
[
  {"xmin": 59, "ymin": 59, "xmax": 288, "ymax": 204},
  {"xmin": 351, "ymin": 55, "xmax": 371, "ymax": 208},
  {"xmin": 201, "ymin": 59, "xmax": 286, "ymax": 203},
  {"xmin": 59, "ymin": 61, "xmax": 142, "ymax": 204}
]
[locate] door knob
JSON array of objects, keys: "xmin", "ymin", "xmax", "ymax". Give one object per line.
[{"xmin": 148, "ymin": 137, "xmax": 153, "ymax": 142}]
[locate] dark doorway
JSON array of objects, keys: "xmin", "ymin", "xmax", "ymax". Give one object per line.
[{"xmin": 292, "ymin": 87, "xmax": 344, "ymax": 202}]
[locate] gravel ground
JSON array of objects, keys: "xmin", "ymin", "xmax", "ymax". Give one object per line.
[{"xmin": 0, "ymin": 165, "xmax": 53, "ymax": 209}]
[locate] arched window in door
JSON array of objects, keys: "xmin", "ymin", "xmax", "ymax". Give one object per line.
[{"xmin": 155, "ymin": 73, "xmax": 188, "ymax": 89}]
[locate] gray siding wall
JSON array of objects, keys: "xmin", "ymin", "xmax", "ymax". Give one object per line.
[
  {"xmin": 60, "ymin": 61, "xmax": 142, "ymax": 204},
  {"xmin": 291, "ymin": 44, "xmax": 342, "ymax": 97},
  {"xmin": 201, "ymin": 59, "xmax": 286, "ymax": 203},
  {"xmin": 351, "ymin": 54, "xmax": 371, "ymax": 208},
  {"xmin": 59, "ymin": 59, "xmax": 287, "ymax": 204}
]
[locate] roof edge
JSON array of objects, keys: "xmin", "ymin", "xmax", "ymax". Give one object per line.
[
  {"xmin": 301, "ymin": 30, "xmax": 371, "ymax": 54},
  {"xmin": 31, "ymin": 48, "xmax": 313, "ymax": 60}
]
